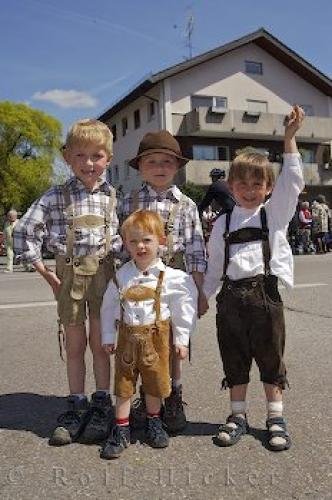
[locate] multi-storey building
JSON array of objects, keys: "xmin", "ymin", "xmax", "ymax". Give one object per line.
[{"xmin": 99, "ymin": 28, "xmax": 332, "ymax": 202}]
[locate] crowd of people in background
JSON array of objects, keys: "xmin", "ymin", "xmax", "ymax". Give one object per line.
[
  {"xmin": 288, "ymin": 194, "xmax": 331, "ymax": 255},
  {"xmin": 201, "ymin": 192, "xmax": 331, "ymax": 255}
]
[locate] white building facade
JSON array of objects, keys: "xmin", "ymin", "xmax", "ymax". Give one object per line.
[{"xmin": 99, "ymin": 29, "xmax": 332, "ymax": 202}]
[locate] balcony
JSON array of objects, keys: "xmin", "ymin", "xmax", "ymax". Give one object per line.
[
  {"xmin": 184, "ymin": 160, "xmax": 332, "ymax": 186},
  {"xmin": 174, "ymin": 108, "xmax": 332, "ymax": 142}
]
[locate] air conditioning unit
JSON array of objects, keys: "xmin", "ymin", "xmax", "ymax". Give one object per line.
[{"xmin": 210, "ymin": 105, "xmax": 228, "ymax": 114}]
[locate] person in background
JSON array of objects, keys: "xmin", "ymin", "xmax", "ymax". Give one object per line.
[
  {"xmin": 198, "ymin": 168, "xmax": 235, "ymax": 217},
  {"xmin": 3, "ymin": 209, "xmax": 18, "ymax": 273},
  {"xmin": 298, "ymin": 201, "xmax": 313, "ymax": 253},
  {"xmin": 311, "ymin": 195, "xmax": 330, "ymax": 253}
]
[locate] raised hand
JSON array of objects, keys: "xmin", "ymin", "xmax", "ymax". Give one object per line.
[{"xmin": 285, "ymin": 105, "xmax": 305, "ymax": 139}]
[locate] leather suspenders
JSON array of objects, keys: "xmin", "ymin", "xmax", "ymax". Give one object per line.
[{"xmin": 222, "ymin": 206, "xmax": 271, "ymax": 280}]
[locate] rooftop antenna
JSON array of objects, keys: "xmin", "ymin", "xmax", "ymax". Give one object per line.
[{"xmin": 184, "ymin": 12, "xmax": 194, "ymax": 59}]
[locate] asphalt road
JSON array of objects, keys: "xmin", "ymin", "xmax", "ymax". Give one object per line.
[{"xmin": 0, "ymin": 255, "xmax": 331, "ymax": 500}]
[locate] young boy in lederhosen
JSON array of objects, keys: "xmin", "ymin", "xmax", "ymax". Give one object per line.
[
  {"xmin": 100, "ymin": 210, "xmax": 197, "ymax": 459},
  {"xmin": 118, "ymin": 130, "xmax": 207, "ymax": 433},
  {"xmin": 202, "ymin": 106, "xmax": 305, "ymax": 451},
  {"xmin": 14, "ymin": 119, "xmax": 120, "ymax": 446}
]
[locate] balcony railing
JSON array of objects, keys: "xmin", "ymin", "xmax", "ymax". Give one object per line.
[
  {"xmin": 184, "ymin": 160, "xmax": 332, "ymax": 186},
  {"xmin": 174, "ymin": 108, "xmax": 332, "ymax": 142}
]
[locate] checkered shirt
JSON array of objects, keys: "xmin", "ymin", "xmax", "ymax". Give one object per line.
[
  {"xmin": 14, "ymin": 176, "xmax": 121, "ymax": 263},
  {"xmin": 118, "ymin": 183, "xmax": 207, "ymax": 273}
]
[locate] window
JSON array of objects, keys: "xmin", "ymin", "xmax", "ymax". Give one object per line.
[
  {"xmin": 246, "ymin": 99, "xmax": 268, "ymax": 113},
  {"xmin": 134, "ymin": 109, "xmax": 140, "ymax": 129},
  {"xmin": 122, "ymin": 117, "xmax": 128, "ymax": 136},
  {"xmin": 299, "ymin": 104, "xmax": 314, "ymax": 116},
  {"xmin": 111, "ymin": 124, "xmax": 117, "ymax": 142},
  {"xmin": 191, "ymin": 95, "xmax": 213, "ymax": 109},
  {"xmin": 147, "ymin": 101, "xmax": 156, "ymax": 121},
  {"xmin": 191, "ymin": 95, "xmax": 228, "ymax": 111},
  {"xmin": 245, "ymin": 61, "xmax": 263, "ymax": 75},
  {"xmin": 299, "ymin": 148, "xmax": 315, "ymax": 163},
  {"xmin": 192, "ymin": 145, "xmax": 229, "ymax": 161},
  {"xmin": 214, "ymin": 97, "xmax": 228, "ymax": 110}
]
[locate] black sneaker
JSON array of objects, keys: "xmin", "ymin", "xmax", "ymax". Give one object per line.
[
  {"xmin": 145, "ymin": 417, "xmax": 169, "ymax": 448},
  {"xmin": 163, "ymin": 385, "xmax": 187, "ymax": 433},
  {"xmin": 80, "ymin": 392, "xmax": 114, "ymax": 444},
  {"xmin": 129, "ymin": 385, "xmax": 147, "ymax": 429},
  {"xmin": 100, "ymin": 424, "xmax": 130, "ymax": 460},
  {"xmin": 49, "ymin": 396, "xmax": 89, "ymax": 446}
]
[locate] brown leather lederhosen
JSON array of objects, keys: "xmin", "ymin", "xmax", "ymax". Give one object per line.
[
  {"xmin": 56, "ymin": 184, "xmax": 116, "ymax": 336},
  {"xmin": 114, "ymin": 270, "xmax": 172, "ymax": 399},
  {"xmin": 216, "ymin": 207, "xmax": 287, "ymax": 390}
]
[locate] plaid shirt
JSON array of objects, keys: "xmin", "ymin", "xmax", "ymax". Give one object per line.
[
  {"xmin": 118, "ymin": 183, "xmax": 207, "ymax": 273},
  {"xmin": 14, "ymin": 176, "xmax": 120, "ymax": 263}
]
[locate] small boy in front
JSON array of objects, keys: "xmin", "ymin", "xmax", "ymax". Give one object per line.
[
  {"xmin": 119, "ymin": 130, "xmax": 207, "ymax": 433},
  {"xmin": 100, "ymin": 210, "xmax": 197, "ymax": 459},
  {"xmin": 14, "ymin": 119, "xmax": 120, "ymax": 446},
  {"xmin": 202, "ymin": 105, "xmax": 305, "ymax": 451}
]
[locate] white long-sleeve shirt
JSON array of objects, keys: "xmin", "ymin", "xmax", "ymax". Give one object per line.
[
  {"xmin": 203, "ymin": 153, "xmax": 304, "ymax": 299},
  {"xmin": 101, "ymin": 258, "xmax": 198, "ymax": 347}
]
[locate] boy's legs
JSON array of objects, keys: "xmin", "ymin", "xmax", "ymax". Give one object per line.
[
  {"xmin": 163, "ymin": 353, "xmax": 187, "ymax": 433},
  {"xmin": 145, "ymin": 394, "xmax": 169, "ymax": 448},
  {"xmin": 88, "ymin": 316, "xmax": 110, "ymax": 391},
  {"xmin": 65, "ymin": 324, "xmax": 87, "ymax": 393},
  {"xmin": 215, "ymin": 287, "xmax": 252, "ymax": 446},
  {"xmin": 217, "ymin": 384, "xmax": 249, "ymax": 445},
  {"xmin": 79, "ymin": 315, "xmax": 113, "ymax": 443},
  {"xmin": 101, "ymin": 397, "xmax": 131, "ymax": 459},
  {"xmin": 264, "ymin": 383, "xmax": 290, "ymax": 450},
  {"xmin": 49, "ymin": 323, "xmax": 89, "ymax": 446}
]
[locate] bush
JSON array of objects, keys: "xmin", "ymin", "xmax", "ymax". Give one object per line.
[{"xmin": 181, "ymin": 182, "xmax": 205, "ymax": 204}]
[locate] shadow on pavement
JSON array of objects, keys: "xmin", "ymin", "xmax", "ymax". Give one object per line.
[
  {"xmin": 182, "ymin": 421, "xmax": 220, "ymax": 436},
  {"xmin": 0, "ymin": 392, "xmax": 67, "ymax": 438},
  {"xmin": 248, "ymin": 426, "xmax": 270, "ymax": 450}
]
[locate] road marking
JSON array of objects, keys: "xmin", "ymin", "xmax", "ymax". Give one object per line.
[
  {"xmin": 280, "ymin": 283, "xmax": 328, "ymax": 289},
  {"xmin": 0, "ymin": 284, "xmax": 328, "ymax": 309},
  {"xmin": 0, "ymin": 275, "xmax": 41, "ymax": 281},
  {"xmin": 0, "ymin": 301, "xmax": 56, "ymax": 310}
]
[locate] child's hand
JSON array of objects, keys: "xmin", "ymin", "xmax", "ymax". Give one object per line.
[
  {"xmin": 284, "ymin": 105, "xmax": 305, "ymax": 139},
  {"xmin": 103, "ymin": 344, "xmax": 116, "ymax": 354},
  {"xmin": 175, "ymin": 345, "xmax": 189, "ymax": 360},
  {"xmin": 198, "ymin": 291, "xmax": 209, "ymax": 318}
]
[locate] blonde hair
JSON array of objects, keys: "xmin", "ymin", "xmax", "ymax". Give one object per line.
[
  {"xmin": 121, "ymin": 210, "xmax": 165, "ymax": 239},
  {"xmin": 228, "ymin": 152, "xmax": 275, "ymax": 188},
  {"xmin": 65, "ymin": 119, "xmax": 113, "ymax": 158}
]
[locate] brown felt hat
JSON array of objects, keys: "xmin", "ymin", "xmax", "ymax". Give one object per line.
[{"xmin": 128, "ymin": 130, "xmax": 189, "ymax": 169}]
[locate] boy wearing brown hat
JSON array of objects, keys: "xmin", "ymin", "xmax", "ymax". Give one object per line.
[{"xmin": 119, "ymin": 130, "xmax": 207, "ymax": 433}]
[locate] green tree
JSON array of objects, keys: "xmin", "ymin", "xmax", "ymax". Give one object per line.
[
  {"xmin": 181, "ymin": 182, "xmax": 206, "ymax": 204},
  {"xmin": 0, "ymin": 101, "xmax": 62, "ymax": 215}
]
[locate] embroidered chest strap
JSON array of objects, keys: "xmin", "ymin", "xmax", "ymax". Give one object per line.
[
  {"xmin": 222, "ymin": 207, "xmax": 271, "ymax": 280},
  {"xmin": 61, "ymin": 185, "xmax": 115, "ymax": 259},
  {"xmin": 153, "ymin": 270, "xmax": 165, "ymax": 325}
]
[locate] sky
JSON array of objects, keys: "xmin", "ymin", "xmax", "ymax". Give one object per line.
[{"xmin": 1, "ymin": 0, "xmax": 331, "ymax": 136}]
